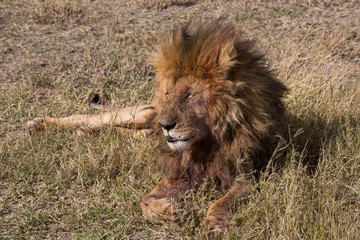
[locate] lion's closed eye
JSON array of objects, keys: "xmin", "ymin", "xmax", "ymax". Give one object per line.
[{"xmin": 185, "ymin": 93, "xmax": 192, "ymax": 100}]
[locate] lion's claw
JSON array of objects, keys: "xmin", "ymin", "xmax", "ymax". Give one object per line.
[
  {"xmin": 140, "ymin": 197, "xmax": 182, "ymax": 224},
  {"xmin": 200, "ymin": 214, "xmax": 228, "ymax": 231}
]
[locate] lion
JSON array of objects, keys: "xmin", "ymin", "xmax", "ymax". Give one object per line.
[{"xmin": 27, "ymin": 18, "xmax": 288, "ymax": 230}]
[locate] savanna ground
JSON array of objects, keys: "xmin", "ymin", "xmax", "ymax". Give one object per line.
[{"xmin": 1, "ymin": 0, "xmax": 359, "ymax": 239}]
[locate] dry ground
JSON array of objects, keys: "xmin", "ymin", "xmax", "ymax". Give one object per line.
[{"xmin": 1, "ymin": 0, "xmax": 359, "ymax": 239}]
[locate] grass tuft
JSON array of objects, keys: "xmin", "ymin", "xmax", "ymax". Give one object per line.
[{"xmin": 22, "ymin": 0, "xmax": 86, "ymax": 24}]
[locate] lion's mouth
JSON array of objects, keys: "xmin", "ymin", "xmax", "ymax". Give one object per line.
[
  {"xmin": 166, "ymin": 137, "xmax": 191, "ymax": 151},
  {"xmin": 167, "ymin": 136, "xmax": 190, "ymax": 143}
]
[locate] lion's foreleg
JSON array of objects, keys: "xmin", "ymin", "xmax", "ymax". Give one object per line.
[
  {"xmin": 27, "ymin": 105, "xmax": 155, "ymax": 137},
  {"xmin": 201, "ymin": 178, "xmax": 252, "ymax": 230},
  {"xmin": 140, "ymin": 178, "xmax": 191, "ymax": 224}
]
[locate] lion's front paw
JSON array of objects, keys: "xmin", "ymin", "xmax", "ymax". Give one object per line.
[
  {"xmin": 200, "ymin": 213, "xmax": 228, "ymax": 231},
  {"xmin": 140, "ymin": 197, "xmax": 181, "ymax": 224},
  {"xmin": 27, "ymin": 118, "xmax": 45, "ymax": 133}
]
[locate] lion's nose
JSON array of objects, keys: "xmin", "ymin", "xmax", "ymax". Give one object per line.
[{"xmin": 159, "ymin": 121, "xmax": 176, "ymax": 131}]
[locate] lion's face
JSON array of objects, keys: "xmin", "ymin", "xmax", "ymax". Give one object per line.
[{"xmin": 156, "ymin": 76, "xmax": 212, "ymax": 151}]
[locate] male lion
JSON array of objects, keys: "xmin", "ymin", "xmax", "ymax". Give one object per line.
[{"xmin": 27, "ymin": 18, "xmax": 288, "ymax": 230}]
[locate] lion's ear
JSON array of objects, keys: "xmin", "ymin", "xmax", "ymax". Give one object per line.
[{"xmin": 216, "ymin": 41, "xmax": 237, "ymax": 74}]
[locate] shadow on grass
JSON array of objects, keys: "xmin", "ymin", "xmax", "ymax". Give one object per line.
[{"xmin": 280, "ymin": 110, "xmax": 350, "ymax": 175}]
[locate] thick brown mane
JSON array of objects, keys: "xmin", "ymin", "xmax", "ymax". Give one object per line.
[
  {"xmin": 153, "ymin": 18, "xmax": 240, "ymax": 78},
  {"xmin": 151, "ymin": 18, "xmax": 288, "ymax": 181}
]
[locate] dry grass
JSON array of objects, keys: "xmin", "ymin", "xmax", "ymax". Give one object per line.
[{"xmin": 1, "ymin": 0, "xmax": 359, "ymax": 239}]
